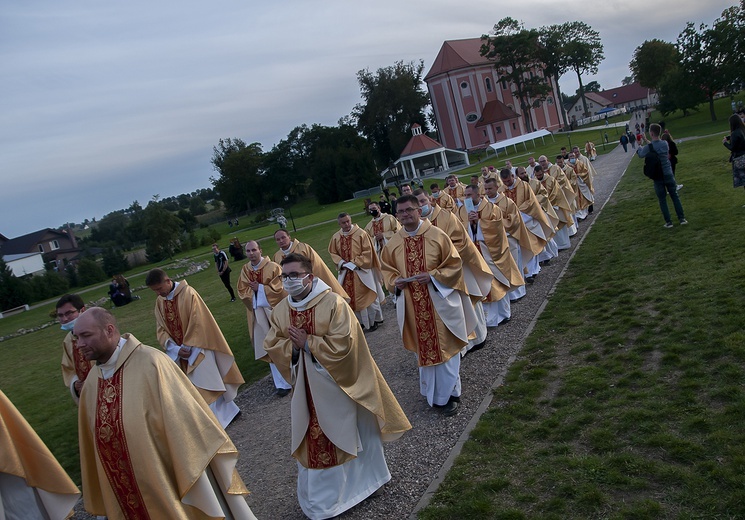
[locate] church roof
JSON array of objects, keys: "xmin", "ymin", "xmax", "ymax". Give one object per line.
[
  {"xmin": 424, "ymin": 38, "xmax": 491, "ymax": 81},
  {"xmin": 599, "ymin": 82, "xmax": 653, "ymax": 105},
  {"xmin": 399, "ymin": 133, "xmax": 445, "ymax": 159},
  {"xmin": 475, "ymin": 99, "xmax": 520, "ymax": 127}
]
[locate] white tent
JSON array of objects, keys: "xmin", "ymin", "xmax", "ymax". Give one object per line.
[{"xmin": 486, "ymin": 129, "xmax": 555, "ymax": 157}]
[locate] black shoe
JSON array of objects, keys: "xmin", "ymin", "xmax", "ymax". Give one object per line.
[
  {"xmin": 441, "ymin": 399, "xmax": 459, "ymax": 417},
  {"xmin": 588, "ymin": 205, "xmax": 594, "ymax": 213},
  {"xmin": 275, "ymin": 388, "xmax": 291, "ymax": 397},
  {"xmin": 365, "ymin": 322, "xmax": 378, "ymax": 332},
  {"xmin": 468, "ymin": 340, "xmax": 487, "ymax": 354},
  {"xmin": 374, "ymin": 320, "xmax": 384, "ymax": 325},
  {"xmin": 526, "ymin": 276, "xmax": 535, "ymax": 284},
  {"xmin": 230, "ymin": 297, "xmax": 236, "ymax": 302},
  {"xmin": 498, "ymin": 317, "xmax": 511, "ymax": 326}
]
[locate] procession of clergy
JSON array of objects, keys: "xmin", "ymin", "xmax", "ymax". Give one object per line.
[{"xmin": 1, "ymin": 146, "xmax": 597, "ymax": 520}]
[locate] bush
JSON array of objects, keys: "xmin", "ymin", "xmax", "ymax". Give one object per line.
[
  {"xmin": 27, "ymin": 271, "xmax": 70, "ymax": 301},
  {"xmin": 102, "ymin": 247, "xmax": 130, "ymax": 277},
  {"xmin": 208, "ymin": 228, "xmax": 221, "ymax": 241},
  {"xmin": 76, "ymin": 258, "xmax": 108, "ymax": 287}
]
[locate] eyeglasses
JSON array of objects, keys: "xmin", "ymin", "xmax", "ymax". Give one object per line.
[
  {"xmin": 56, "ymin": 309, "xmax": 79, "ymax": 320},
  {"xmin": 280, "ymin": 272, "xmax": 309, "ymax": 281},
  {"xmin": 396, "ymin": 208, "xmax": 419, "ymax": 215}
]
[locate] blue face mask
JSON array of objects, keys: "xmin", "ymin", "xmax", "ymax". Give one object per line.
[
  {"xmin": 432, "ymin": 192, "xmax": 441, "ymax": 199},
  {"xmin": 420, "ymin": 204, "xmax": 431, "ymax": 217},
  {"xmin": 60, "ymin": 318, "xmax": 77, "ymax": 332}
]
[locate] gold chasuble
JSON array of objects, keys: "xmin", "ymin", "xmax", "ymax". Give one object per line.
[
  {"xmin": 433, "ymin": 191, "xmax": 456, "ymax": 212},
  {"xmin": 571, "ymin": 160, "xmax": 595, "ymax": 210},
  {"xmin": 273, "ymin": 239, "xmax": 350, "ymax": 301},
  {"xmin": 380, "ymin": 219, "xmax": 469, "ymax": 365},
  {"xmin": 236, "ymin": 256, "xmax": 286, "ymax": 359},
  {"xmin": 0, "ymin": 390, "xmax": 80, "ymax": 519},
  {"xmin": 364, "ymin": 213, "xmax": 401, "ymax": 254},
  {"xmin": 328, "ymin": 224, "xmax": 382, "ymax": 312},
  {"xmin": 540, "ymin": 174, "xmax": 574, "ymax": 228},
  {"xmin": 154, "ymin": 280, "xmax": 244, "ymax": 405},
  {"xmin": 79, "ymin": 335, "xmax": 253, "ymax": 519},
  {"xmin": 426, "ymin": 204, "xmax": 504, "ymax": 301},
  {"xmin": 264, "ymin": 287, "xmax": 411, "ymax": 469},
  {"xmin": 61, "ymin": 331, "xmax": 94, "ymax": 389}
]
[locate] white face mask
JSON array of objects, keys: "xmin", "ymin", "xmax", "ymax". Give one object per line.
[
  {"xmin": 420, "ymin": 204, "xmax": 431, "ymax": 216},
  {"xmin": 60, "ymin": 318, "xmax": 77, "ymax": 332},
  {"xmin": 283, "ymin": 274, "xmax": 310, "ymax": 297}
]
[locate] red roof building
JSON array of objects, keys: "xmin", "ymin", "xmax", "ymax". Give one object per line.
[
  {"xmin": 424, "ymin": 38, "xmax": 563, "ymax": 152},
  {"xmin": 393, "ymin": 124, "xmax": 469, "ymax": 180}
]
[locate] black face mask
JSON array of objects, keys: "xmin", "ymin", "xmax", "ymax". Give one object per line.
[{"xmin": 370, "ymin": 210, "xmax": 380, "ymax": 217}]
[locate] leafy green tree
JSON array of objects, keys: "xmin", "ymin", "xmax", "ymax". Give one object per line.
[
  {"xmin": 143, "ymin": 199, "xmax": 183, "ymax": 262},
  {"xmin": 102, "ymin": 247, "xmax": 130, "ymax": 277},
  {"xmin": 76, "ymin": 258, "xmax": 107, "ymax": 287},
  {"xmin": 583, "ymin": 81, "xmax": 601, "ymax": 93},
  {"xmin": 177, "ymin": 209, "xmax": 197, "ymax": 233},
  {"xmin": 303, "ymin": 125, "xmax": 378, "ymax": 204},
  {"xmin": 210, "ymin": 139, "xmax": 265, "ymax": 213},
  {"xmin": 621, "ymin": 75, "xmax": 635, "ymax": 86},
  {"xmin": 352, "ymin": 60, "xmax": 430, "ymax": 168},
  {"xmin": 189, "ymin": 196, "xmax": 207, "ymax": 216},
  {"xmin": 538, "ymin": 23, "xmax": 574, "ymax": 129},
  {"xmin": 481, "ymin": 18, "xmax": 551, "ymax": 132},
  {"xmin": 630, "ymin": 39, "xmax": 680, "ymax": 89},
  {"xmin": 677, "ymin": 22, "xmax": 728, "ymax": 121},
  {"xmin": 562, "ymin": 21, "xmax": 604, "ymax": 118},
  {"xmin": 28, "ymin": 271, "xmax": 69, "ymax": 302},
  {"xmin": 0, "ymin": 260, "xmax": 31, "ymax": 310},
  {"xmin": 262, "ymin": 125, "xmax": 313, "ymax": 205},
  {"xmin": 656, "ymin": 68, "xmax": 705, "ymax": 117}
]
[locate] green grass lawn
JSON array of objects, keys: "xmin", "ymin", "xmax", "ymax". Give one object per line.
[{"xmin": 419, "ymin": 132, "xmax": 745, "ymax": 517}]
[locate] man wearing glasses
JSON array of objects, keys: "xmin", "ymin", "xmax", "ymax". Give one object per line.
[
  {"xmin": 380, "ymin": 195, "xmax": 477, "ymax": 417},
  {"xmin": 56, "ymin": 293, "xmax": 93, "ymax": 404},
  {"xmin": 264, "ymin": 253, "xmax": 411, "ymax": 519}
]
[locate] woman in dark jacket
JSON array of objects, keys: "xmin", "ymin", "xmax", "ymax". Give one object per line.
[
  {"xmin": 723, "ymin": 113, "xmax": 745, "ymax": 190},
  {"xmin": 661, "ymin": 132, "xmax": 679, "ymax": 174}
]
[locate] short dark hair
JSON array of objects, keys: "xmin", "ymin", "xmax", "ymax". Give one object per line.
[
  {"xmin": 337, "ymin": 212, "xmax": 349, "ymax": 219},
  {"xmin": 429, "ymin": 183, "xmax": 440, "ymax": 190},
  {"xmin": 280, "ymin": 253, "xmax": 313, "ymax": 273},
  {"xmin": 500, "ymin": 168, "xmax": 513, "ymax": 179},
  {"xmin": 145, "ymin": 268, "xmax": 168, "ymax": 286},
  {"xmin": 556, "ymin": 154, "xmax": 564, "ymax": 160},
  {"xmin": 56, "ymin": 293, "xmax": 84, "ymax": 311},
  {"xmin": 485, "ymin": 178, "xmax": 499, "ymax": 187},
  {"xmin": 533, "ymin": 164, "xmax": 543, "ymax": 173},
  {"xmin": 274, "ymin": 229, "xmax": 291, "ymax": 239},
  {"xmin": 396, "ymin": 194, "xmax": 420, "ymax": 207},
  {"xmin": 649, "ymin": 123, "xmax": 662, "ymax": 137},
  {"xmin": 412, "ymin": 188, "xmax": 426, "ymax": 197}
]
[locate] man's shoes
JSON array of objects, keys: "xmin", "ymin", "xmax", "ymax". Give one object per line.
[
  {"xmin": 230, "ymin": 297, "xmax": 236, "ymax": 302},
  {"xmin": 680, "ymin": 219, "xmax": 688, "ymax": 225},
  {"xmin": 440, "ymin": 398, "xmax": 459, "ymax": 417},
  {"xmin": 663, "ymin": 222, "xmax": 674, "ymax": 228},
  {"xmin": 375, "ymin": 320, "xmax": 384, "ymax": 326},
  {"xmin": 525, "ymin": 275, "xmax": 535, "ymax": 284},
  {"xmin": 275, "ymin": 388, "xmax": 291, "ymax": 397},
  {"xmin": 468, "ymin": 340, "xmax": 487, "ymax": 354},
  {"xmin": 364, "ymin": 322, "xmax": 378, "ymax": 332},
  {"xmin": 498, "ymin": 317, "xmax": 511, "ymax": 326},
  {"xmin": 677, "ymin": 184, "xmax": 684, "ymax": 191}
]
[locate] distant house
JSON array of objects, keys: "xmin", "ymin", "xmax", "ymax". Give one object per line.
[
  {"xmin": 0, "ymin": 228, "xmax": 81, "ymax": 271},
  {"xmin": 2, "ymin": 252, "xmax": 45, "ymax": 277},
  {"xmin": 567, "ymin": 92, "xmax": 612, "ymax": 121},
  {"xmin": 392, "ymin": 124, "xmax": 469, "ymax": 180},
  {"xmin": 425, "ymin": 38, "xmax": 563, "ymax": 152},
  {"xmin": 567, "ymin": 82, "xmax": 658, "ymax": 122}
]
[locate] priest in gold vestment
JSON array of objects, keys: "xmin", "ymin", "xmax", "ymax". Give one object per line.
[
  {"xmin": 146, "ymin": 268, "xmax": 244, "ymax": 428},
  {"xmin": 272, "ymin": 229, "xmax": 349, "ymax": 301},
  {"xmin": 569, "ymin": 150, "xmax": 595, "ymax": 220},
  {"xmin": 380, "ymin": 195, "xmax": 477, "ymax": 416},
  {"xmin": 0, "ymin": 390, "xmax": 80, "ymax": 520},
  {"xmin": 56, "ymin": 293, "xmax": 94, "ymax": 404},
  {"xmin": 458, "ymin": 185, "xmax": 523, "ymax": 327},
  {"xmin": 264, "ymin": 253, "xmax": 411, "ymax": 520},
  {"xmin": 237, "ymin": 240, "xmax": 292, "ymax": 396},
  {"xmin": 76, "ymin": 308, "xmax": 256, "ymax": 520},
  {"xmin": 364, "ymin": 202, "xmax": 401, "ymax": 256},
  {"xmin": 535, "ymin": 163, "xmax": 574, "ymax": 250},
  {"xmin": 430, "ymin": 182, "xmax": 456, "ymax": 212},
  {"xmin": 329, "ymin": 213, "xmax": 385, "ymax": 331}
]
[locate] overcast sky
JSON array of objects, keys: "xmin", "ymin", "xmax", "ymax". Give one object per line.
[{"xmin": 1, "ymin": 0, "xmax": 733, "ymax": 238}]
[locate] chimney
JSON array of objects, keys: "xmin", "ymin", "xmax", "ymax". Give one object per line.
[{"xmin": 66, "ymin": 223, "xmax": 78, "ymax": 249}]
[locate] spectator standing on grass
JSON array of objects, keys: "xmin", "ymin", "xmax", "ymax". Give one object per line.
[
  {"xmin": 723, "ymin": 113, "xmax": 745, "ymax": 196},
  {"xmin": 56, "ymin": 293, "xmax": 93, "ymax": 404},
  {"xmin": 637, "ymin": 123, "xmax": 687, "ymax": 228},
  {"xmin": 213, "ymin": 243, "xmax": 236, "ymax": 302}
]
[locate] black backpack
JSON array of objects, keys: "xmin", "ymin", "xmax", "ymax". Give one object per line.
[{"xmin": 643, "ymin": 144, "xmax": 664, "ymax": 180}]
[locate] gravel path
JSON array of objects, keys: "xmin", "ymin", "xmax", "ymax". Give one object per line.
[{"xmin": 72, "ymin": 142, "xmax": 634, "ymax": 519}]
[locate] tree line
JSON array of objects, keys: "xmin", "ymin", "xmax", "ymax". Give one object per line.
[{"xmin": 630, "ymin": 2, "xmax": 744, "ymax": 119}]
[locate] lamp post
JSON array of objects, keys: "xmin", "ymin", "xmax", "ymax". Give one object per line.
[{"xmin": 283, "ymin": 195, "xmax": 297, "ymax": 232}]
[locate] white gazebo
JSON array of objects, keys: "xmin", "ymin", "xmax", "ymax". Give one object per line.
[{"xmin": 394, "ymin": 124, "xmax": 469, "ymax": 180}]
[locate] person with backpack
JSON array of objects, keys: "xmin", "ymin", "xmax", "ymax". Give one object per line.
[{"xmin": 637, "ymin": 124, "xmax": 687, "ymax": 228}]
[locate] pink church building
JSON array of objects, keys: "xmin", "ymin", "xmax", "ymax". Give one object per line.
[{"xmin": 424, "ymin": 38, "xmax": 563, "ymax": 152}]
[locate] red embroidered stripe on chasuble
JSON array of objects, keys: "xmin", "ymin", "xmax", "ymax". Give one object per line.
[
  {"xmin": 96, "ymin": 371, "xmax": 150, "ymax": 520},
  {"xmin": 291, "ymin": 308, "xmax": 338, "ymax": 469},
  {"xmin": 163, "ymin": 299, "xmax": 187, "ymax": 372},
  {"xmin": 339, "ymin": 235, "xmax": 356, "ymax": 310},
  {"xmin": 72, "ymin": 337, "xmax": 91, "ymax": 382},
  {"xmin": 372, "ymin": 220, "xmax": 383, "ymax": 236},
  {"xmin": 404, "ymin": 235, "xmax": 443, "ymax": 366},
  {"xmin": 246, "ymin": 269, "xmax": 263, "ymax": 285},
  {"xmin": 503, "ymin": 188, "xmax": 518, "ymax": 204}
]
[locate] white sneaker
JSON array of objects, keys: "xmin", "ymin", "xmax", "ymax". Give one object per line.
[
  {"xmin": 680, "ymin": 219, "xmax": 688, "ymax": 225},
  {"xmin": 663, "ymin": 222, "xmax": 674, "ymax": 228},
  {"xmin": 676, "ymin": 184, "xmax": 684, "ymax": 190}
]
